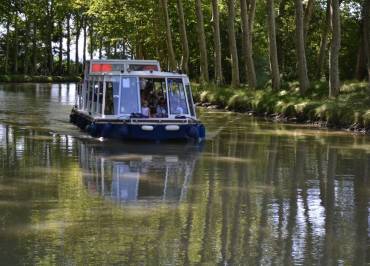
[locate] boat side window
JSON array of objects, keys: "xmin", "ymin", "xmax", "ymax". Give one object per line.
[
  {"xmin": 87, "ymin": 80, "xmax": 93, "ymax": 112},
  {"xmin": 96, "ymin": 81, "xmax": 104, "ymax": 114},
  {"xmin": 92, "ymin": 81, "xmax": 99, "ymax": 113},
  {"xmin": 104, "ymin": 82, "xmax": 114, "ymax": 115},
  {"xmin": 185, "ymin": 84, "xmax": 195, "ymax": 117},
  {"xmin": 120, "ymin": 77, "xmax": 140, "ymax": 114},
  {"xmin": 168, "ymin": 78, "xmax": 189, "ymax": 115}
]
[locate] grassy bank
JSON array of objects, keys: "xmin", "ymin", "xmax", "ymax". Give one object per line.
[
  {"xmin": 192, "ymin": 81, "xmax": 370, "ymax": 133},
  {"xmin": 0, "ymin": 74, "xmax": 81, "ymax": 83}
]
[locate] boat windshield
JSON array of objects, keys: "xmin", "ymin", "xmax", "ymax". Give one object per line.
[
  {"xmin": 120, "ymin": 77, "xmax": 140, "ymax": 114},
  {"xmin": 168, "ymin": 78, "xmax": 189, "ymax": 116},
  {"xmin": 139, "ymin": 78, "xmax": 167, "ymax": 118}
]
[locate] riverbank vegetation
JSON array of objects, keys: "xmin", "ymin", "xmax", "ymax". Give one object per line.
[
  {"xmin": 193, "ymin": 81, "xmax": 370, "ymax": 132},
  {"xmin": 0, "ymin": 0, "xmax": 369, "ymax": 125},
  {"xmin": 0, "ymin": 74, "xmax": 81, "ymax": 83}
]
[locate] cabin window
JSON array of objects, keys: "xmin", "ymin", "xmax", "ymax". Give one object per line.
[
  {"xmin": 185, "ymin": 84, "xmax": 195, "ymax": 117},
  {"xmin": 113, "ymin": 80, "xmax": 120, "ymax": 114},
  {"xmin": 87, "ymin": 81, "xmax": 93, "ymax": 112},
  {"xmin": 140, "ymin": 78, "xmax": 167, "ymax": 118},
  {"xmin": 104, "ymin": 82, "xmax": 114, "ymax": 115},
  {"xmin": 167, "ymin": 78, "xmax": 189, "ymax": 115},
  {"xmin": 92, "ymin": 81, "xmax": 98, "ymax": 113},
  {"xmin": 95, "ymin": 81, "xmax": 104, "ymax": 114},
  {"xmin": 120, "ymin": 77, "xmax": 140, "ymax": 114}
]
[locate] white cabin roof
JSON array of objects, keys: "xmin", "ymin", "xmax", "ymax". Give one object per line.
[{"xmin": 88, "ymin": 70, "xmax": 187, "ymax": 79}]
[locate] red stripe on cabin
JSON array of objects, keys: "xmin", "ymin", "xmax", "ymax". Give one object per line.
[
  {"xmin": 101, "ymin": 64, "xmax": 113, "ymax": 72},
  {"xmin": 91, "ymin": 64, "xmax": 112, "ymax": 72},
  {"xmin": 143, "ymin": 65, "xmax": 158, "ymax": 71}
]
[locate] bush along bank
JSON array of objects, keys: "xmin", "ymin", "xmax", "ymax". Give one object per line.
[
  {"xmin": 192, "ymin": 81, "xmax": 370, "ymax": 134},
  {"xmin": 0, "ymin": 74, "xmax": 81, "ymax": 83}
]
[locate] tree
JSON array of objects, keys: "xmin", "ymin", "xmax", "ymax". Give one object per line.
[
  {"xmin": 295, "ymin": 0, "xmax": 310, "ymax": 94},
  {"xmin": 240, "ymin": 0, "xmax": 256, "ymax": 88},
  {"xmin": 267, "ymin": 0, "xmax": 280, "ymax": 90},
  {"xmin": 195, "ymin": 0, "xmax": 209, "ymax": 83},
  {"xmin": 13, "ymin": 0, "xmax": 18, "ymax": 74},
  {"xmin": 363, "ymin": 0, "xmax": 370, "ymax": 89},
  {"xmin": 211, "ymin": 0, "xmax": 223, "ymax": 85},
  {"xmin": 66, "ymin": 14, "xmax": 71, "ymax": 74},
  {"xmin": 303, "ymin": 0, "xmax": 315, "ymax": 40},
  {"xmin": 160, "ymin": 0, "xmax": 177, "ymax": 71},
  {"xmin": 316, "ymin": 0, "xmax": 330, "ymax": 79},
  {"xmin": 75, "ymin": 14, "xmax": 82, "ymax": 73},
  {"xmin": 227, "ymin": 0, "xmax": 240, "ymax": 87},
  {"xmin": 329, "ymin": 0, "xmax": 341, "ymax": 97},
  {"xmin": 177, "ymin": 0, "xmax": 189, "ymax": 74}
]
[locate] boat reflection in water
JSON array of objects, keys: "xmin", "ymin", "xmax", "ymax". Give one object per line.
[{"xmin": 79, "ymin": 141, "xmax": 201, "ymax": 204}]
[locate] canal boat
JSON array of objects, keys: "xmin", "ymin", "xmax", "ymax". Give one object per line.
[{"xmin": 70, "ymin": 59, "xmax": 205, "ymax": 142}]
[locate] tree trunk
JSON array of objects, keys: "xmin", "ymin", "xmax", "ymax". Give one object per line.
[
  {"xmin": 195, "ymin": 0, "xmax": 209, "ymax": 83},
  {"xmin": 364, "ymin": 0, "xmax": 370, "ymax": 89},
  {"xmin": 4, "ymin": 19, "xmax": 10, "ymax": 74},
  {"xmin": 177, "ymin": 0, "xmax": 189, "ymax": 74},
  {"xmin": 83, "ymin": 18, "xmax": 87, "ymax": 66},
  {"xmin": 316, "ymin": 0, "xmax": 330, "ymax": 79},
  {"xmin": 211, "ymin": 0, "xmax": 223, "ymax": 85},
  {"xmin": 160, "ymin": 0, "xmax": 177, "ymax": 71},
  {"xmin": 66, "ymin": 15, "xmax": 71, "ymax": 74},
  {"xmin": 99, "ymin": 37, "xmax": 103, "ymax": 59},
  {"xmin": 47, "ymin": 0, "xmax": 54, "ymax": 74},
  {"xmin": 75, "ymin": 17, "xmax": 81, "ymax": 74},
  {"xmin": 31, "ymin": 20, "xmax": 37, "ymax": 74},
  {"xmin": 329, "ymin": 0, "xmax": 341, "ymax": 97},
  {"xmin": 58, "ymin": 20, "xmax": 63, "ymax": 75},
  {"xmin": 13, "ymin": 7, "xmax": 18, "ymax": 74},
  {"xmin": 23, "ymin": 19, "xmax": 30, "ymax": 74},
  {"xmin": 240, "ymin": 0, "xmax": 256, "ymax": 88},
  {"xmin": 355, "ymin": 25, "xmax": 366, "ymax": 81},
  {"xmin": 89, "ymin": 22, "xmax": 93, "ymax": 60},
  {"xmin": 295, "ymin": 0, "xmax": 310, "ymax": 94},
  {"xmin": 106, "ymin": 41, "xmax": 111, "ymax": 58},
  {"xmin": 303, "ymin": 0, "xmax": 315, "ymax": 40},
  {"xmin": 248, "ymin": 0, "xmax": 256, "ymax": 34},
  {"xmin": 267, "ymin": 0, "xmax": 281, "ymax": 90},
  {"xmin": 276, "ymin": 0, "xmax": 287, "ymax": 73},
  {"xmin": 227, "ymin": 0, "xmax": 240, "ymax": 87}
]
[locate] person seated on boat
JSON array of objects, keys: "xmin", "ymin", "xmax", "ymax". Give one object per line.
[
  {"xmin": 175, "ymin": 105, "xmax": 184, "ymax": 115},
  {"xmin": 169, "ymin": 97, "xmax": 185, "ymax": 115},
  {"xmin": 156, "ymin": 97, "xmax": 168, "ymax": 117},
  {"xmin": 141, "ymin": 100, "xmax": 150, "ymax": 118},
  {"xmin": 148, "ymin": 90, "xmax": 158, "ymax": 115}
]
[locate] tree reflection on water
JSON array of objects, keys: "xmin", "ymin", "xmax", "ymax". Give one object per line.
[{"xmin": 0, "ymin": 107, "xmax": 369, "ymax": 265}]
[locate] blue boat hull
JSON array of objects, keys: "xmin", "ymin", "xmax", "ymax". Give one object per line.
[{"xmin": 70, "ymin": 111, "xmax": 206, "ymax": 142}]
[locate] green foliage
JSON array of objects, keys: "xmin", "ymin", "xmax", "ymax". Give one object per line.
[
  {"xmin": 193, "ymin": 81, "xmax": 370, "ymax": 131},
  {"xmin": 0, "ymin": 75, "xmax": 81, "ymax": 83},
  {"xmin": 0, "ymin": 0, "xmax": 367, "ymax": 88}
]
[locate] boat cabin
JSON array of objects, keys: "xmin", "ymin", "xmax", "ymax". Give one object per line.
[{"xmin": 76, "ymin": 59, "xmax": 196, "ymax": 120}]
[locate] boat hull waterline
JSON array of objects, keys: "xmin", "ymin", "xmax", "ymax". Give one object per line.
[{"xmin": 70, "ymin": 109, "xmax": 205, "ymax": 142}]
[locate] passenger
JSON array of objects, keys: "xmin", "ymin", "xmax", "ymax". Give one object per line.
[
  {"xmin": 141, "ymin": 100, "xmax": 150, "ymax": 117},
  {"xmin": 156, "ymin": 98, "xmax": 168, "ymax": 117},
  {"xmin": 148, "ymin": 90, "xmax": 158, "ymax": 115},
  {"xmin": 175, "ymin": 105, "xmax": 184, "ymax": 115}
]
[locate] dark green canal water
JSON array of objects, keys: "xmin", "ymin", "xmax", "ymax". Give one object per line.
[{"xmin": 0, "ymin": 83, "xmax": 369, "ymax": 265}]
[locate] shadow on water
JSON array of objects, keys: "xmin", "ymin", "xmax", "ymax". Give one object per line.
[{"xmin": 0, "ymin": 83, "xmax": 370, "ymax": 265}]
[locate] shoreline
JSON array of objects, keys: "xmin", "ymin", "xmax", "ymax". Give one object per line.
[
  {"xmin": 192, "ymin": 81, "xmax": 370, "ymax": 135},
  {"xmin": 0, "ymin": 74, "xmax": 81, "ymax": 83}
]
